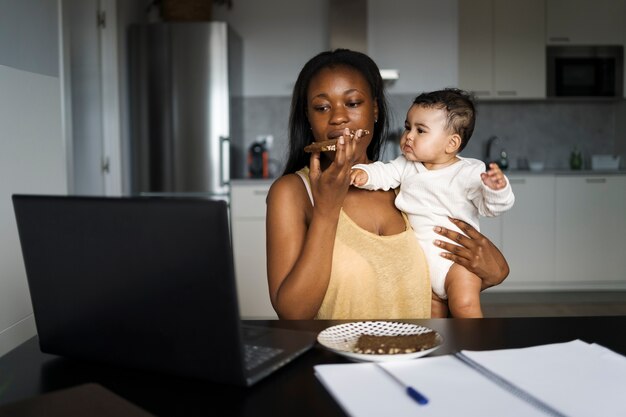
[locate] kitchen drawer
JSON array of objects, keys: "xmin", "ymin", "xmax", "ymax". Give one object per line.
[{"xmin": 231, "ymin": 182, "xmax": 271, "ymax": 218}]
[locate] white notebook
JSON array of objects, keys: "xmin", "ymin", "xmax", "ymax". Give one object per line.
[{"xmin": 314, "ymin": 340, "xmax": 626, "ymax": 417}]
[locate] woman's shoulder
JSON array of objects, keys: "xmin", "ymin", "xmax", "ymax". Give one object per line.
[
  {"xmin": 268, "ymin": 173, "xmax": 297, "ymax": 195},
  {"xmin": 267, "ymin": 171, "xmax": 310, "ymax": 206}
]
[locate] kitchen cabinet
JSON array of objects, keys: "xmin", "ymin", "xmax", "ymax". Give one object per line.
[
  {"xmin": 555, "ymin": 175, "xmax": 626, "ymax": 287},
  {"xmin": 498, "ymin": 176, "xmax": 556, "ymax": 290},
  {"xmin": 232, "ymin": 175, "xmax": 626, "ymax": 305},
  {"xmin": 546, "ymin": 0, "xmax": 626, "ymax": 45},
  {"xmin": 230, "ymin": 180, "xmax": 277, "ymax": 319},
  {"xmin": 480, "ymin": 216, "xmax": 502, "ymax": 251},
  {"xmin": 458, "ymin": 0, "xmax": 546, "ymax": 99}
]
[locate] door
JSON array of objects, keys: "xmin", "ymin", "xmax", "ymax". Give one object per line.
[{"xmin": 61, "ymin": 0, "xmax": 121, "ymax": 196}]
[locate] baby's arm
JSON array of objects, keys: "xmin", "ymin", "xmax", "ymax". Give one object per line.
[
  {"xmin": 481, "ymin": 163, "xmax": 507, "ymax": 189},
  {"xmin": 471, "ymin": 162, "xmax": 515, "ymax": 216},
  {"xmin": 350, "ymin": 168, "xmax": 369, "ymax": 186},
  {"xmin": 351, "ymin": 157, "xmax": 407, "ymax": 191}
]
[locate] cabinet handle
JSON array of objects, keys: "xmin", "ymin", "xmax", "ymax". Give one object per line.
[
  {"xmin": 497, "ymin": 90, "xmax": 517, "ymax": 96},
  {"xmin": 509, "ymin": 179, "xmax": 526, "ymax": 185},
  {"xmin": 473, "ymin": 91, "xmax": 491, "ymax": 97},
  {"xmin": 253, "ymin": 190, "xmax": 268, "ymax": 195},
  {"xmin": 585, "ymin": 178, "xmax": 606, "ymax": 184},
  {"xmin": 549, "ymin": 36, "xmax": 570, "ymax": 42}
]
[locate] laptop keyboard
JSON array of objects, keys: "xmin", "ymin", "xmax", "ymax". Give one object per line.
[{"xmin": 243, "ymin": 344, "xmax": 284, "ymax": 371}]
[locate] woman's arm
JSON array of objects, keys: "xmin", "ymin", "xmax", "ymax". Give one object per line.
[
  {"xmin": 266, "ymin": 176, "xmax": 338, "ymax": 319},
  {"xmin": 266, "ymin": 132, "xmax": 358, "ymax": 319},
  {"xmin": 433, "ymin": 217, "xmax": 510, "ymax": 290}
]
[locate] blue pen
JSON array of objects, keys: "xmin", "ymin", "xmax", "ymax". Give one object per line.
[{"xmin": 375, "ymin": 363, "xmax": 429, "ymax": 405}]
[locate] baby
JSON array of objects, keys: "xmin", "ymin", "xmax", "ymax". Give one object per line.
[{"xmin": 351, "ymin": 88, "xmax": 514, "ymax": 318}]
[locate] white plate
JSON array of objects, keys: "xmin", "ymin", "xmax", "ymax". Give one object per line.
[{"xmin": 317, "ymin": 321, "xmax": 443, "ymax": 362}]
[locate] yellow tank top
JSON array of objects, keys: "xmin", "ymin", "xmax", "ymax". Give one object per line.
[{"xmin": 296, "ymin": 168, "xmax": 431, "ymax": 319}]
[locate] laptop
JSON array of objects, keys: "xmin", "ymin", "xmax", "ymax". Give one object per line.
[{"xmin": 12, "ymin": 194, "xmax": 316, "ymax": 387}]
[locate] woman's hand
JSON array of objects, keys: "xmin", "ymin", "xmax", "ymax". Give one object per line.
[
  {"xmin": 308, "ymin": 128, "xmax": 364, "ymax": 216},
  {"xmin": 433, "ymin": 217, "xmax": 509, "ymax": 290}
]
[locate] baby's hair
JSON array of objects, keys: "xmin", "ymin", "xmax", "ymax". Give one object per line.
[{"xmin": 412, "ymin": 88, "xmax": 475, "ymax": 152}]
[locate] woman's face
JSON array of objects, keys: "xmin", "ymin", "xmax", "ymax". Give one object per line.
[{"xmin": 306, "ymin": 65, "xmax": 378, "ymax": 162}]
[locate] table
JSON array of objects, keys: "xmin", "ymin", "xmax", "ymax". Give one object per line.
[{"xmin": 1, "ymin": 317, "xmax": 624, "ymax": 416}]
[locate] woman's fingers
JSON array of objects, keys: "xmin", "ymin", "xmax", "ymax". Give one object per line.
[
  {"xmin": 433, "ymin": 225, "xmax": 472, "ymax": 250},
  {"xmin": 433, "ymin": 219, "xmax": 481, "ymax": 265},
  {"xmin": 447, "ymin": 217, "xmax": 482, "ymax": 241},
  {"xmin": 434, "ymin": 237, "xmax": 471, "ymax": 263},
  {"xmin": 434, "ymin": 217, "xmax": 509, "ymax": 289}
]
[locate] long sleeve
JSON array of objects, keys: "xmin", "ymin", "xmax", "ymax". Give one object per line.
[
  {"xmin": 466, "ymin": 163, "xmax": 515, "ymax": 217},
  {"xmin": 352, "ymin": 156, "xmax": 410, "ymax": 191}
]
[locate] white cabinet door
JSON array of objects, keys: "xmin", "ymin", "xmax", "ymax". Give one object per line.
[
  {"xmin": 230, "ymin": 182, "xmax": 277, "ymax": 318},
  {"xmin": 458, "ymin": 0, "xmax": 493, "ymax": 98},
  {"xmin": 480, "ymin": 216, "xmax": 502, "ymax": 251},
  {"xmin": 459, "ymin": 0, "xmax": 546, "ymax": 99},
  {"xmin": 494, "ymin": 0, "xmax": 546, "ymax": 99},
  {"xmin": 546, "ymin": 0, "xmax": 626, "ymax": 45},
  {"xmin": 555, "ymin": 176, "xmax": 626, "ymax": 286},
  {"xmin": 497, "ymin": 176, "xmax": 556, "ymax": 290}
]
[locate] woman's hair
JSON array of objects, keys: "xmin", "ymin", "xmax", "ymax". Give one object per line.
[
  {"xmin": 282, "ymin": 49, "xmax": 390, "ymax": 175},
  {"xmin": 412, "ymin": 88, "xmax": 476, "ymax": 152}
]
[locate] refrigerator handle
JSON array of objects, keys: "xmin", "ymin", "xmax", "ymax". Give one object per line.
[{"xmin": 220, "ymin": 136, "xmax": 231, "ymax": 186}]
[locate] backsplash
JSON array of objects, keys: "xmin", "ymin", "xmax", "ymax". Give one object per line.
[{"xmin": 232, "ymin": 95, "xmax": 626, "ymax": 179}]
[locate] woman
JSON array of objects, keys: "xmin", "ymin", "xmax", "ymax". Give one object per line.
[{"xmin": 266, "ymin": 49, "xmax": 509, "ymax": 319}]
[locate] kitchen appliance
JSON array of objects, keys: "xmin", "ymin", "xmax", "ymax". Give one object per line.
[
  {"xmin": 247, "ymin": 140, "xmax": 269, "ymax": 179},
  {"xmin": 591, "ymin": 155, "xmax": 621, "ymax": 170},
  {"xmin": 128, "ymin": 22, "xmax": 242, "ymax": 202},
  {"xmin": 547, "ymin": 45, "xmax": 623, "ymax": 97}
]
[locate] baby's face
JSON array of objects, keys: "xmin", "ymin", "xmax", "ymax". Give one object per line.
[{"xmin": 400, "ymin": 105, "xmax": 453, "ymax": 164}]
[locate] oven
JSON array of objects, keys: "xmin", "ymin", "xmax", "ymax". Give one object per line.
[{"xmin": 547, "ymin": 45, "xmax": 623, "ymax": 97}]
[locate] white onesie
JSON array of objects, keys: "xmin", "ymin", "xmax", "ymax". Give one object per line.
[{"xmin": 353, "ymin": 156, "xmax": 515, "ymax": 299}]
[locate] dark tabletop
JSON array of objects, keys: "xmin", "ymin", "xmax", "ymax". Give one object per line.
[{"xmin": 0, "ymin": 317, "xmax": 624, "ymax": 416}]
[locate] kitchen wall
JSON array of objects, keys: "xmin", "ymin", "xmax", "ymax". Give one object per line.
[
  {"xmin": 0, "ymin": 0, "xmax": 66, "ymax": 357},
  {"xmin": 213, "ymin": 0, "xmax": 625, "ymax": 177},
  {"xmin": 239, "ymin": 95, "xmax": 621, "ymax": 177}
]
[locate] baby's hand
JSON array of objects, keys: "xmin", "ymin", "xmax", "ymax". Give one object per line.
[
  {"xmin": 350, "ymin": 168, "xmax": 369, "ymax": 186},
  {"xmin": 481, "ymin": 163, "xmax": 508, "ymax": 190}
]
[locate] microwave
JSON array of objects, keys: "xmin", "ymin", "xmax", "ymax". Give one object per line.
[{"xmin": 547, "ymin": 46, "xmax": 623, "ymax": 97}]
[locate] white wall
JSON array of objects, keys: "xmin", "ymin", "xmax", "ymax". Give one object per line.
[
  {"xmin": 0, "ymin": 1, "xmax": 66, "ymax": 357},
  {"xmin": 212, "ymin": 0, "xmax": 330, "ymax": 97},
  {"xmin": 211, "ymin": 0, "xmax": 458, "ymax": 97},
  {"xmin": 368, "ymin": 0, "xmax": 458, "ymax": 94}
]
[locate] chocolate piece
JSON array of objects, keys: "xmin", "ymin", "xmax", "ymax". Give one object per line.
[
  {"xmin": 303, "ymin": 130, "xmax": 370, "ymax": 153},
  {"xmin": 353, "ymin": 332, "xmax": 438, "ymax": 355},
  {"xmin": 304, "ymin": 139, "xmax": 337, "ymax": 153}
]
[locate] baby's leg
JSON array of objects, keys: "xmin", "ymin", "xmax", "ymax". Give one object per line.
[
  {"xmin": 431, "ymin": 292, "xmax": 449, "ymax": 318},
  {"xmin": 444, "ymin": 264, "xmax": 483, "ymax": 318}
]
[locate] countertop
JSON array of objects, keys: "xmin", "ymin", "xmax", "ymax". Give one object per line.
[
  {"xmin": 231, "ymin": 178, "xmax": 276, "ymax": 185},
  {"xmin": 230, "ymin": 170, "xmax": 626, "ymax": 184},
  {"xmin": 506, "ymin": 169, "xmax": 626, "ymax": 176}
]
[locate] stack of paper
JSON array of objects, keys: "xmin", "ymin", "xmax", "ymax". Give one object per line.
[{"xmin": 314, "ymin": 340, "xmax": 626, "ymax": 417}]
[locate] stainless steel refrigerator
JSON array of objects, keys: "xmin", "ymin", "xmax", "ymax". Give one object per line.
[{"xmin": 128, "ymin": 22, "xmax": 242, "ymax": 202}]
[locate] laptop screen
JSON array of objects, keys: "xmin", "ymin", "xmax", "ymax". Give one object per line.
[{"xmin": 13, "ymin": 195, "xmax": 248, "ymax": 381}]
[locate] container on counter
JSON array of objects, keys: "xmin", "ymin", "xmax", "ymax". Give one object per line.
[{"xmin": 570, "ymin": 147, "xmax": 583, "ymax": 170}]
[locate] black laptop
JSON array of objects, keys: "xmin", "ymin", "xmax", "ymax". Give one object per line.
[{"xmin": 12, "ymin": 194, "xmax": 316, "ymax": 386}]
